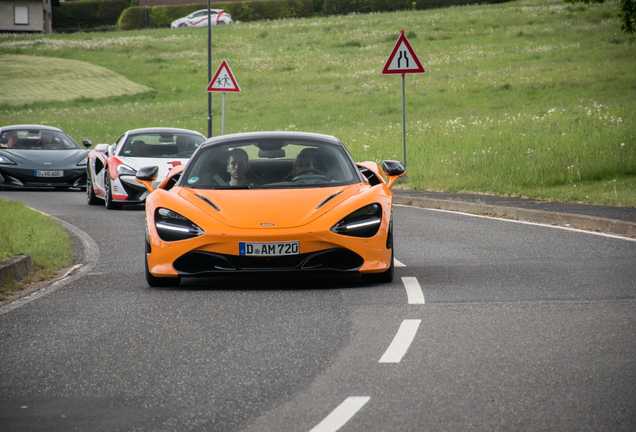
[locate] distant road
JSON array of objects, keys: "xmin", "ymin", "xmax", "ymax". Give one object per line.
[{"xmin": 1, "ymin": 190, "xmax": 635, "ymax": 432}]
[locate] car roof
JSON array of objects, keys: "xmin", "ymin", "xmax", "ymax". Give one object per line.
[
  {"xmin": 1, "ymin": 124, "xmax": 65, "ymax": 132},
  {"xmin": 193, "ymin": 9, "xmax": 224, "ymax": 13},
  {"xmin": 200, "ymin": 131, "xmax": 341, "ymax": 148},
  {"xmin": 125, "ymin": 127, "xmax": 205, "ymax": 137}
]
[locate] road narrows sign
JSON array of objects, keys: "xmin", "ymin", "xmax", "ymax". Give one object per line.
[
  {"xmin": 382, "ymin": 32, "xmax": 425, "ymax": 75},
  {"xmin": 207, "ymin": 60, "xmax": 241, "ymax": 92}
]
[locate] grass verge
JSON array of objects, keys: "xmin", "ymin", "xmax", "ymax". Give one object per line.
[{"xmin": 0, "ymin": 199, "xmax": 74, "ymax": 300}]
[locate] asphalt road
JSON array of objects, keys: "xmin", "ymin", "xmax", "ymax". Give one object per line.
[{"xmin": 1, "ymin": 190, "xmax": 635, "ymax": 432}]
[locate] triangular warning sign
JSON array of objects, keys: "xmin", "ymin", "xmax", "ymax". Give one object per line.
[
  {"xmin": 207, "ymin": 60, "xmax": 241, "ymax": 92},
  {"xmin": 382, "ymin": 32, "xmax": 425, "ymax": 75}
]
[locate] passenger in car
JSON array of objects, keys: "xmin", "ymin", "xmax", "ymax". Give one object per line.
[
  {"xmin": 130, "ymin": 140, "xmax": 146, "ymax": 157},
  {"xmin": 226, "ymin": 148, "xmax": 249, "ymax": 186},
  {"xmin": 4, "ymin": 133, "xmax": 18, "ymax": 149}
]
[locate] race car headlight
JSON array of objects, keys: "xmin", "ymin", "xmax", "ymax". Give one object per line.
[
  {"xmin": 331, "ymin": 203, "xmax": 382, "ymax": 238},
  {"xmin": 155, "ymin": 207, "xmax": 204, "ymax": 242},
  {"xmin": 76, "ymin": 156, "xmax": 88, "ymax": 166},
  {"xmin": 0, "ymin": 155, "xmax": 17, "ymax": 165},
  {"xmin": 117, "ymin": 164, "xmax": 136, "ymax": 176},
  {"xmin": 155, "ymin": 208, "xmax": 204, "ymax": 241}
]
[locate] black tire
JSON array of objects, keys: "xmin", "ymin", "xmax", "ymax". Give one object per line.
[
  {"xmin": 104, "ymin": 173, "xmax": 123, "ymax": 210},
  {"xmin": 86, "ymin": 172, "xmax": 100, "ymax": 205},
  {"xmin": 145, "ymin": 241, "xmax": 180, "ymax": 287},
  {"xmin": 361, "ymin": 232, "xmax": 394, "ymax": 284}
]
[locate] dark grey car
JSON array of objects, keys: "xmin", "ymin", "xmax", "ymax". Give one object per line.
[{"xmin": 0, "ymin": 124, "xmax": 91, "ymax": 190}]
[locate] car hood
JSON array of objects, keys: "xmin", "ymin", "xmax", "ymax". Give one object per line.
[
  {"xmin": 179, "ymin": 184, "xmax": 364, "ymax": 229},
  {"xmin": 1, "ymin": 149, "xmax": 88, "ymax": 168}
]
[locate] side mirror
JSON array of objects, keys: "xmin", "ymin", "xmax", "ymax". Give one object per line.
[
  {"xmin": 382, "ymin": 160, "xmax": 405, "ymax": 177},
  {"xmin": 381, "ymin": 160, "xmax": 406, "ymax": 189},
  {"xmin": 94, "ymin": 143, "xmax": 109, "ymax": 153},
  {"xmin": 82, "ymin": 139, "xmax": 92, "ymax": 149},
  {"xmin": 136, "ymin": 166, "xmax": 159, "ymax": 182},
  {"xmin": 136, "ymin": 166, "xmax": 159, "ymax": 194}
]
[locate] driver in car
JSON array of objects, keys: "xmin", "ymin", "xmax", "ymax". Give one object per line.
[
  {"xmin": 292, "ymin": 151, "xmax": 316, "ymax": 176},
  {"xmin": 40, "ymin": 132, "xmax": 53, "ymax": 147}
]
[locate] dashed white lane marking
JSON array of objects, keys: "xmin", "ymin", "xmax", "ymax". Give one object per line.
[
  {"xmin": 402, "ymin": 276, "xmax": 425, "ymax": 304},
  {"xmin": 379, "ymin": 319, "xmax": 421, "ymax": 363},
  {"xmin": 308, "ymin": 396, "xmax": 371, "ymax": 432},
  {"xmin": 394, "ymin": 258, "xmax": 406, "ymax": 267}
]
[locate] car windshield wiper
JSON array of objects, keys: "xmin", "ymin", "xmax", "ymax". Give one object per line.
[{"xmin": 213, "ymin": 183, "xmax": 261, "ymax": 190}]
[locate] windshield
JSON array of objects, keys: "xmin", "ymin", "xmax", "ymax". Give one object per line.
[
  {"xmin": 118, "ymin": 132, "xmax": 205, "ymax": 159},
  {"xmin": 180, "ymin": 138, "xmax": 361, "ymax": 189},
  {"xmin": 0, "ymin": 128, "xmax": 79, "ymax": 150}
]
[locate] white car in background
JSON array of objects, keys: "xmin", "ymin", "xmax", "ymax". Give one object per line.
[
  {"xmin": 86, "ymin": 127, "xmax": 206, "ymax": 210},
  {"xmin": 171, "ymin": 9, "xmax": 232, "ymax": 28}
]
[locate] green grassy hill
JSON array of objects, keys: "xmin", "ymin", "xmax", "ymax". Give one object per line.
[
  {"xmin": 1, "ymin": 0, "xmax": 634, "ymax": 205},
  {"xmin": 0, "ymin": 54, "xmax": 152, "ymax": 106}
]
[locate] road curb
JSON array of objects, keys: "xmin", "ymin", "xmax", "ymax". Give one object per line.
[
  {"xmin": 0, "ymin": 213, "xmax": 100, "ymax": 312},
  {"xmin": 0, "ymin": 254, "xmax": 34, "ymax": 287},
  {"xmin": 394, "ymin": 196, "xmax": 636, "ymax": 237}
]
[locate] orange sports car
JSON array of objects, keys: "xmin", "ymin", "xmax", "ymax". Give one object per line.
[{"xmin": 136, "ymin": 131, "xmax": 405, "ymax": 287}]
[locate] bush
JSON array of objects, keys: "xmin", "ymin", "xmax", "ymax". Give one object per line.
[
  {"xmin": 53, "ymin": 0, "xmax": 132, "ymax": 30},
  {"xmin": 118, "ymin": 0, "xmax": 313, "ymax": 30}
]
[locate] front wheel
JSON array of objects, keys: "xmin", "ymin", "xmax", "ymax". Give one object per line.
[
  {"xmin": 86, "ymin": 173, "xmax": 100, "ymax": 205},
  {"xmin": 104, "ymin": 174, "xmax": 123, "ymax": 210}
]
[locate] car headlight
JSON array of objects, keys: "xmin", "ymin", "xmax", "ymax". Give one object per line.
[
  {"xmin": 76, "ymin": 156, "xmax": 88, "ymax": 166},
  {"xmin": 117, "ymin": 164, "xmax": 136, "ymax": 176},
  {"xmin": 155, "ymin": 207, "xmax": 204, "ymax": 242},
  {"xmin": 331, "ymin": 203, "xmax": 382, "ymax": 238},
  {"xmin": 0, "ymin": 155, "xmax": 17, "ymax": 165}
]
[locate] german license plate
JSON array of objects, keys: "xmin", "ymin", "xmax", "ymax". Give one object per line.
[
  {"xmin": 239, "ymin": 241, "xmax": 299, "ymax": 256},
  {"xmin": 35, "ymin": 170, "xmax": 63, "ymax": 177}
]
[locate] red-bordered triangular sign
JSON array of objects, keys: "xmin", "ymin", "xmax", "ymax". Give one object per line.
[
  {"xmin": 382, "ymin": 31, "xmax": 425, "ymax": 75},
  {"xmin": 207, "ymin": 60, "xmax": 241, "ymax": 92}
]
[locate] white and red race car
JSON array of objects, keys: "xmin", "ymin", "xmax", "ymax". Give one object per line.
[
  {"xmin": 171, "ymin": 9, "xmax": 232, "ymax": 28},
  {"xmin": 86, "ymin": 127, "xmax": 206, "ymax": 210}
]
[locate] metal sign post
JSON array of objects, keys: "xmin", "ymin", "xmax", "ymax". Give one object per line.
[
  {"xmin": 382, "ymin": 30, "xmax": 425, "ymax": 170},
  {"xmin": 207, "ymin": 0, "xmax": 212, "ymax": 138},
  {"xmin": 207, "ymin": 61, "xmax": 241, "ymax": 135},
  {"xmin": 222, "ymin": 92, "xmax": 226, "ymax": 135}
]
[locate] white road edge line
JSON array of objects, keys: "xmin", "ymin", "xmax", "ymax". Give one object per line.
[
  {"xmin": 394, "ymin": 258, "xmax": 406, "ymax": 267},
  {"xmin": 379, "ymin": 319, "xmax": 421, "ymax": 363},
  {"xmin": 402, "ymin": 277, "xmax": 425, "ymax": 304},
  {"xmin": 395, "ymin": 204, "xmax": 636, "ymax": 242},
  {"xmin": 308, "ymin": 396, "xmax": 371, "ymax": 432}
]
